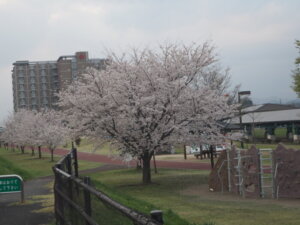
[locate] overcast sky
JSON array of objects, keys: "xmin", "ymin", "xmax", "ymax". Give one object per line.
[{"xmin": 1, "ymin": 0, "xmax": 300, "ymax": 123}]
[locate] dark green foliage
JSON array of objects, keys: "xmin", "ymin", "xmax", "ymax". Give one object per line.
[
  {"xmin": 240, "ymin": 96, "xmax": 253, "ymax": 108},
  {"xmin": 274, "ymin": 127, "xmax": 287, "ymax": 138},
  {"xmin": 292, "ymin": 40, "xmax": 300, "ymax": 97},
  {"xmin": 253, "ymin": 128, "xmax": 266, "ymax": 138}
]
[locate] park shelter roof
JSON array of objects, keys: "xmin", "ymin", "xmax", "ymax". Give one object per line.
[
  {"xmin": 242, "ymin": 104, "xmax": 298, "ymax": 113},
  {"xmin": 231, "ymin": 108, "xmax": 300, "ymax": 124}
]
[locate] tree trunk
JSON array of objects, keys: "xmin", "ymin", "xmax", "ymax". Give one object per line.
[
  {"xmin": 31, "ymin": 146, "xmax": 35, "ymax": 156},
  {"xmin": 210, "ymin": 145, "xmax": 214, "ymax": 169},
  {"xmin": 142, "ymin": 153, "xmax": 152, "ymax": 184},
  {"xmin": 200, "ymin": 144, "xmax": 203, "ymax": 159},
  {"xmin": 21, "ymin": 146, "xmax": 24, "ymax": 154},
  {"xmin": 183, "ymin": 145, "xmax": 187, "ymax": 160},
  {"xmin": 38, "ymin": 146, "xmax": 42, "ymax": 159},
  {"xmin": 51, "ymin": 148, "xmax": 54, "ymax": 162},
  {"xmin": 153, "ymin": 152, "xmax": 158, "ymax": 174}
]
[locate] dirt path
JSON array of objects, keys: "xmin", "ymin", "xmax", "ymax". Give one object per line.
[{"xmin": 41, "ymin": 147, "xmax": 212, "ymax": 170}]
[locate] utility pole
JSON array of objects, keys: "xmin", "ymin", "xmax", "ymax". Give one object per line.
[{"xmin": 238, "ymin": 91, "xmax": 251, "ymax": 149}]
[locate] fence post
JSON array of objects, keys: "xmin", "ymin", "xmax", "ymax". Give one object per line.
[
  {"xmin": 84, "ymin": 176, "xmax": 92, "ymax": 225},
  {"xmin": 72, "ymin": 148, "xmax": 79, "ymax": 177},
  {"xmin": 150, "ymin": 210, "xmax": 164, "ymax": 224},
  {"xmin": 66, "ymin": 154, "xmax": 72, "ymax": 175},
  {"xmin": 66, "ymin": 154, "xmax": 75, "ymax": 223},
  {"xmin": 56, "ymin": 164, "xmax": 65, "ymax": 225},
  {"xmin": 53, "ymin": 167, "xmax": 59, "ymax": 225},
  {"xmin": 257, "ymin": 148, "xmax": 263, "ymax": 198}
]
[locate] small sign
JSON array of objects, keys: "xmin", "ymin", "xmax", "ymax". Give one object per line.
[
  {"xmin": 0, "ymin": 176, "xmax": 22, "ymax": 193},
  {"xmin": 0, "ymin": 175, "xmax": 24, "ymax": 202}
]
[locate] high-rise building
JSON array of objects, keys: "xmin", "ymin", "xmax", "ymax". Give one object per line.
[{"xmin": 12, "ymin": 51, "xmax": 106, "ymax": 111}]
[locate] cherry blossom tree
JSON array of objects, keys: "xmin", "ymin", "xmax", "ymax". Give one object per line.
[
  {"xmin": 15, "ymin": 110, "xmax": 39, "ymax": 155},
  {"xmin": 2, "ymin": 110, "xmax": 29, "ymax": 153},
  {"xmin": 38, "ymin": 110, "xmax": 69, "ymax": 161},
  {"xmin": 59, "ymin": 43, "xmax": 236, "ymax": 184},
  {"xmin": 1, "ymin": 113, "xmax": 17, "ymax": 150},
  {"xmin": 20, "ymin": 110, "xmax": 46, "ymax": 158}
]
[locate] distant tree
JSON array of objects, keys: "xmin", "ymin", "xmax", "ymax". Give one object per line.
[
  {"xmin": 38, "ymin": 110, "xmax": 69, "ymax": 162},
  {"xmin": 59, "ymin": 42, "xmax": 236, "ymax": 184},
  {"xmin": 1, "ymin": 113, "xmax": 17, "ymax": 150},
  {"xmin": 292, "ymin": 40, "xmax": 300, "ymax": 97},
  {"xmin": 240, "ymin": 96, "xmax": 253, "ymax": 108}
]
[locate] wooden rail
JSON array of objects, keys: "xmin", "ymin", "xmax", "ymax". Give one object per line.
[{"xmin": 53, "ymin": 148, "xmax": 164, "ymax": 225}]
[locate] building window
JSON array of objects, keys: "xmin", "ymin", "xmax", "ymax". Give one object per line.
[
  {"xmin": 19, "ymin": 84, "xmax": 24, "ymax": 91},
  {"xmin": 20, "ymin": 99, "xmax": 26, "ymax": 106},
  {"xmin": 41, "ymin": 70, "xmax": 46, "ymax": 76},
  {"xmin": 18, "ymin": 78, "xmax": 25, "ymax": 84},
  {"xmin": 18, "ymin": 72, "xmax": 24, "ymax": 77},
  {"xmin": 19, "ymin": 92, "xmax": 25, "ymax": 98},
  {"xmin": 31, "ymin": 98, "xmax": 37, "ymax": 105}
]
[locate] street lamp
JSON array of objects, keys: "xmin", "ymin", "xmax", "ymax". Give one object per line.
[{"xmin": 238, "ymin": 91, "xmax": 251, "ymax": 149}]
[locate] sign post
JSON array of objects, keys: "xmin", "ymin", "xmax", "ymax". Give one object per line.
[{"xmin": 0, "ymin": 174, "xmax": 24, "ymax": 203}]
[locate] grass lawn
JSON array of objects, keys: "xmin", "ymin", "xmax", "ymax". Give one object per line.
[
  {"xmin": 88, "ymin": 168, "xmax": 300, "ymax": 225},
  {"xmin": 155, "ymin": 154, "xmax": 211, "ymax": 163},
  {"xmin": 0, "ymin": 148, "xmax": 103, "ymax": 180},
  {"xmin": 240, "ymin": 142, "xmax": 300, "ymax": 150},
  {"xmin": 65, "ymin": 139, "xmax": 118, "ymax": 155},
  {"xmin": 71, "ymin": 139, "xmax": 211, "ymax": 164}
]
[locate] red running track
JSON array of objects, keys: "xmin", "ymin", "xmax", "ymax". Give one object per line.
[{"xmin": 41, "ymin": 148, "xmax": 212, "ymax": 170}]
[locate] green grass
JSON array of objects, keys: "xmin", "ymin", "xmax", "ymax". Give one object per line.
[
  {"xmin": 0, "ymin": 154, "xmax": 32, "ymax": 180},
  {"xmin": 89, "ymin": 169, "xmax": 207, "ymax": 225},
  {"xmin": 62, "ymin": 139, "xmax": 118, "ymax": 156},
  {"xmin": 87, "ymin": 168, "xmax": 300, "ymax": 225},
  {"xmin": 0, "ymin": 148, "xmax": 103, "ymax": 180}
]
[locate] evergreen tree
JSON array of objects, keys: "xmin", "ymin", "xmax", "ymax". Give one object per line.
[{"xmin": 292, "ymin": 40, "xmax": 300, "ymax": 97}]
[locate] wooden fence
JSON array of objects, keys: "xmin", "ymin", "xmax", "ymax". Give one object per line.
[
  {"xmin": 53, "ymin": 148, "xmax": 164, "ymax": 225},
  {"xmin": 209, "ymin": 144, "xmax": 300, "ymax": 199}
]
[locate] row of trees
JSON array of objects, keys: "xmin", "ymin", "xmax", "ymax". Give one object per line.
[
  {"xmin": 1, "ymin": 42, "xmax": 237, "ymax": 184},
  {"xmin": 0, "ymin": 109, "xmax": 68, "ymax": 161}
]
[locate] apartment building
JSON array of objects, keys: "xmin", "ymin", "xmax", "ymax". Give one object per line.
[{"xmin": 12, "ymin": 51, "xmax": 106, "ymax": 111}]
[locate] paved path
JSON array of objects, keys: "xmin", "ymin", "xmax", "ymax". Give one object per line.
[
  {"xmin": 0, "ymin": 176, "xmax": 53, "ymax": 225},
  {"xmin": 41, "ymin": 147, "xmax": 212, "ymax": 170}
]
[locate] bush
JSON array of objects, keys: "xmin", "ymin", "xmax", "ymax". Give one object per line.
[
  {"xmin": 274, "ymin": 127, "xmax": 287, "ymax": 138},
  {"xmin": 253, "ymin": 128, "xmax": 265, "ymax": 138}
]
